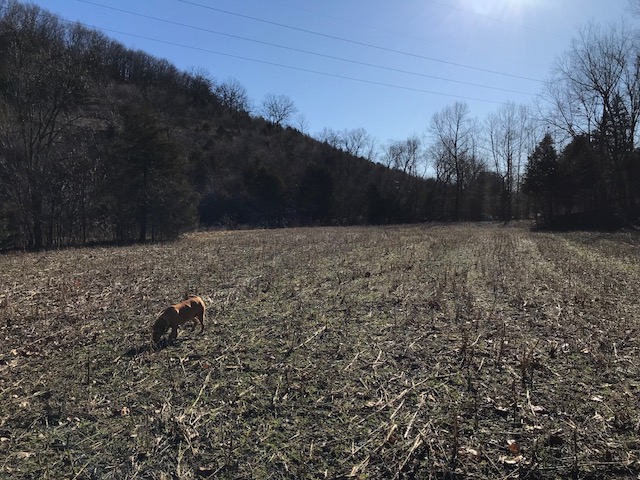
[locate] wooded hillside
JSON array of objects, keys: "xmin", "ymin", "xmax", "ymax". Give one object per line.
[{"xmin": 0, "ymin": 1, "xmax": 440, "ymax": 250}]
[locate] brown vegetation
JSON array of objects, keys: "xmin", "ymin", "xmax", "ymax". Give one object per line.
[{"xmin": 1, "ymin": 224, "xmax": 640, "ymax": 478}]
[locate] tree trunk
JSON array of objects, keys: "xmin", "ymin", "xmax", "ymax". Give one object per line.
[{"xmin": 31, "ymin": 191, "xmax": 43, "ymax": 250}]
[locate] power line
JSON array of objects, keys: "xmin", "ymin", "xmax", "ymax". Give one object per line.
[
  {"xmin": 273, "ymin": 0, "xmax": 550, "ymax": 73},
  {"xmin": 73, "ymin": 0, "xmax": 538, "ymax": 97},
  {"xmin": 175, "ymin": 0, "xmax": 545, "ymax": 84},
  {"xmin": 57, "ymin": 16, "xmax": 524, "ymax": 106}
]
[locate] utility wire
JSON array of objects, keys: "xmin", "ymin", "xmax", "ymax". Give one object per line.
[
  {"xmin": 59, "ymin": 16, "xmax": 522, "ymax": 106},
  {"xmin": 79, "ymin": 2, "xmax": 538, "ymax": 97},
  {"xmin": 73, "ymin": 0, "xmax": 537, "ymax": 97},
  {"xmin": 175, "ymin": 0, "xmax": 545, "ymax": 83}
]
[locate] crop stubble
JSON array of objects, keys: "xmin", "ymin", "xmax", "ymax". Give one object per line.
[{"xmin": 0, "ymin": 224, "xmax": 639, "ymax": 479}]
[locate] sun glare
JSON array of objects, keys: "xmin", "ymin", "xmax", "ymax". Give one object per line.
[{"xmin": 461, "ymin": 0, "xmax": 524, "ymax": 19}]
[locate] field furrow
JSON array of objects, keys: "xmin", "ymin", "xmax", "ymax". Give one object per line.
[{"xmin": 1, "ymin": 224, "xmax": 639, "ymax": 479}]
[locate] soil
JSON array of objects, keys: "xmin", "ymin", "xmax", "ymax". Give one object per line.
[{"xmin": 1, "ymin": 224, "xmax": 639, "ymax": 479}]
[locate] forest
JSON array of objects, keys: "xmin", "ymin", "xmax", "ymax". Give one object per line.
[{"xmin": 0, "ymin": 0, "xmax": 639, "ymax": 249}]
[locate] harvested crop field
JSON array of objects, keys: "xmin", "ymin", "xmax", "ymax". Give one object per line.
[{"xmin": 1, "ymin": 224, "xmax": 640, "ymax": 479}]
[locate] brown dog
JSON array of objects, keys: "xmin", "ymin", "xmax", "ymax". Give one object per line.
[{"xmin": 152, "ymin": 295, "xmax": 206, "ymax": 345}]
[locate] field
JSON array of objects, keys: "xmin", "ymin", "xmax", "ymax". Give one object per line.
[{"xmin": 1, "ymin": 223, "xmax": 640, "ymax": 479}]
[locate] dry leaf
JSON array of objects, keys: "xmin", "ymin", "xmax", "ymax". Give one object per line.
[
  {"xmin": 16, "ymin": 451, "xmax": 33, "ymax": 459},
  {"xmin": 499, "ymin": 454, "xmax": 524, "ymax": 465},
  {"xmin": 460, "ymin": 446, "xmax": 480, "ymax": 460},
  {"xmin": 507, "ymin": 439, "xmax": 520, "ymax": 454}
]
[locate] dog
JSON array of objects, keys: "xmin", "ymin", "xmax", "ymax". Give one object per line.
[{"xmin": 152, "ymin": 295, "xmax": 206, "ymax": 345}]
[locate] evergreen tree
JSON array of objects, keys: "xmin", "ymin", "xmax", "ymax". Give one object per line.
[
  {"xmin": 523, "ymin": 134, "xmax": 559, "ymax": 227},
  {"xmin": 105, "ymin": 105, "xmax": 196, "ymax": 242},
  {"xmin": 558, "ymin": 135, "xmax": 601, "ymax": 214}
]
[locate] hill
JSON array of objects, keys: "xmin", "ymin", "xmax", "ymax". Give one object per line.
[{"xmin": 0, "ymin": 0, "xmax": 434, "ymax": 250}]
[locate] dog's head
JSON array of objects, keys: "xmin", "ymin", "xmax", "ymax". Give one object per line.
[{"xmin": 151, "ymin": 316, "xmax": 170, "ymax": 345}]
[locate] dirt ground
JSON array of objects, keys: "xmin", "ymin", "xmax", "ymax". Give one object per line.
[{"xmin": 1, "ymin": 223, "xmax": 640, "ymax": 479}]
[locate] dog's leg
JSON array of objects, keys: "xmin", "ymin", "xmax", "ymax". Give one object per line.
[
  {"xmin": 168, "ymin": 326, "xmax": 178, "ymax": 343},
  {"xmin": 197, "ymin": 309, "xmax": 205, "ymax": 333}
]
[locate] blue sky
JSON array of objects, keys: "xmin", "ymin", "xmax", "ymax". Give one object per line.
[{"xmin": 38, "ymin": 0, "xmax": 629, "ymax": 145}]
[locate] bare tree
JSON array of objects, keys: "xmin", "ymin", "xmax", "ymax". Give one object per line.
[
  {"xmin": 383, "ymin": 136, "xmax": 422, "ymax": 177},
  {"xmin": 215, "ymin": 77, "xmax": 251, "ymax": 114},
  {"xmin": 316, "ymin": 127, "xmax": 377, "ymax": 161},
  {"xmin": 543, "ymin": 22, "xmax": 640, "ymax": 211},
  {"xmin": 382, "ymin": 141, "xmax": 399, "ymax": 170},
  {"xmin": 186, "ymin": 67, "xmax": 215, "ymax": 106},
  {"xmin": 261, "ymin": 93, "xmax": 297, "ymax": 127},
  {"xmin": 0, "ymin": 2, "xmax": 90, "ymax": 248},
  {"xmin": 343, "ymin": 128, "xmax": 372, "ymax": 158},
  {"xmin": 543, "ymin": 22, "xmax": 640, "ymax": 141},
  {"xmin": 294, "ymin": 113, "xmax": 309, "ymax": 134},
  {"xmin": 317, "ymin": 127, "xmax": 342, "ymax": 149},
  {"xmin": 486, "ymin": 102, "xmax": 532, "ymax": 220},
  {"xmin": 428, "ymin": 102, "xmax": 480, "ymax": 221}
]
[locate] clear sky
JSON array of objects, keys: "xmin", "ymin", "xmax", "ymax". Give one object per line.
[{"xmin": 37, "ymin": 0, "xmax": 630, "ymax": 146}]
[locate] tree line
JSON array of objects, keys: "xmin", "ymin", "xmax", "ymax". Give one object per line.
[
  {"xmin": 0, "ymin": 0, "xmax": 425, "ymax": 249},
  {"xmin": 525, "ymin": 22, "xmax": 640, "ymax": 228},
  {"xmin": 0, "ymin": 1, "xmax": 638, "ymax": 250},
  {"xmin": 319, "ymin": 20, "xmax": 640, "ymax": 229}
]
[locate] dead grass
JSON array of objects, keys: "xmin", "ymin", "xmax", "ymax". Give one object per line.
[{"xmin": 1, "ymin": 224, "xmax": 640, "ymax": 479}]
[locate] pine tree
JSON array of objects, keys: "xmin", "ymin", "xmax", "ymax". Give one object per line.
[
  {"xmin": 523, "ymin": 133, "xmax": 559, "ymax": 227},
  {"xmin": 106, "ymin": 105, "xmax": 196, "ymax": 242}
]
